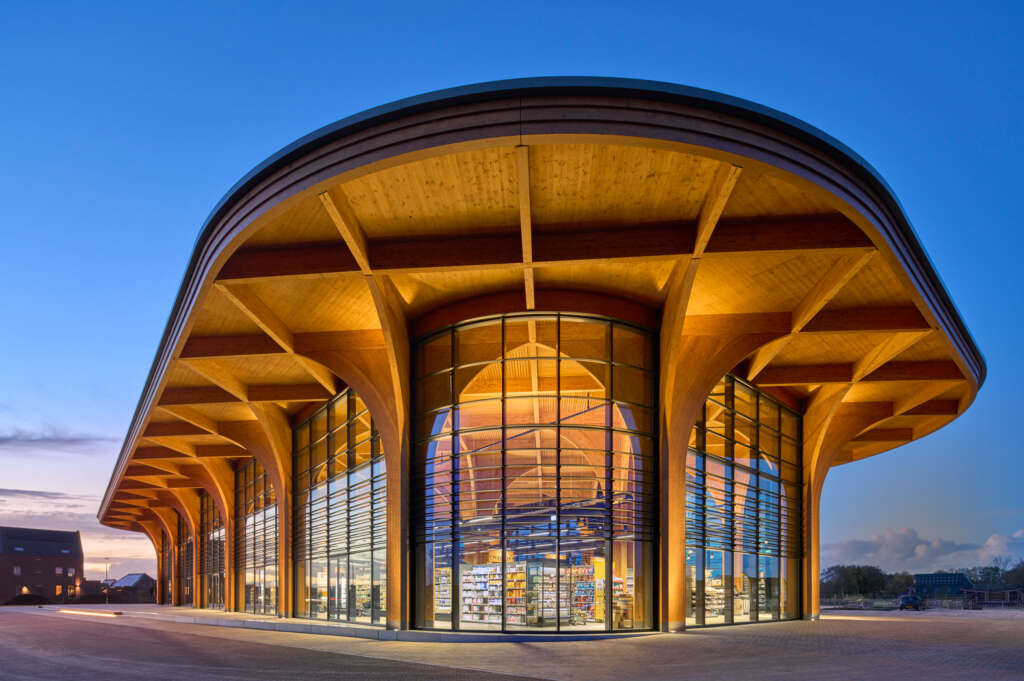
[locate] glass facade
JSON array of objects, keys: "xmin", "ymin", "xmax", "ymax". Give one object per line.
[
  {"xmin": 159, "ymin": 529, "xmax": 172, "ymax": 604},
  {"xmin": 685, "ymin": 374, "xmax": 802, "ymax": 626},
  {"xmin": 292, "ymin": 388, "xmax": 387, "ymax": 624},
  {"xmin": 413, "ymin": 313, "xmax": 656, "ymax": 631},
  {"xmin": 199, "ymin": 491, "xmax": 226, "ymax": 609},
  {"xmin": 176, "ymin": 511, "xmax": 193, "ymax": 605},
  {"xmin": 234, "ymin": 458, "xmax": 278, "ymax": 615}
]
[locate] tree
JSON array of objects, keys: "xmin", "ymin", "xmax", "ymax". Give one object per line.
[
  {"xmin": 821, "ymin": 565, "xmax": 887, "ymax": 597},
  {"xmin": 1005, "ymin": 559, "xmax": 1024, "ymax": 587}
]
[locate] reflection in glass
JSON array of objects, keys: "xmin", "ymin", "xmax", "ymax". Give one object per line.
[
  {"xmin": 414, "ymin": 313, "xmax": 655, "ymax": 632},
  {"xmin": 293, "ymin": 388, "xmax": 387, "ymax": 625},
  {"xmin": 234, "ymin": 459, "xmax": 278, "ymax": 615},
  {"xmin": 686, "ymin": 374, "xmax": 801, "ymax": 626}
]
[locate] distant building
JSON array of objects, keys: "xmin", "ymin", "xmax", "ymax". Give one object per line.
[
  {"xmin": 0, "ymin": 526, "xmax": 84, "ymax": 604},
  {"xmin": 913, "ymin": 573, "xmax": 973, "ymax": 598},
  {"xmin": 963, "ymin": 584, "xmax": 1024, "ymax": 608},
  {"xmin": 108, "ymin": 573, "xmax": 156, "ymax": 603}
]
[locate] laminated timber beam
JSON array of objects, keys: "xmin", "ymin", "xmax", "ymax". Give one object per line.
[
  {"xmin": 755, "ymin": 360, "xmax": 963, "ymax": 386},
  {"xmin": 216, "ymin": 213, "xmax": 871, "ymax": 281},
  {"xmin": 747, "ymin": 251, "xmax": 876, "ymax": 381},
  {"xmin": 213, "ymin": 283, "xmax": 337, "ymax": 394},
  {"xmin": 157, "ymin": 383, "xmax": 330, "ymax": 406}
]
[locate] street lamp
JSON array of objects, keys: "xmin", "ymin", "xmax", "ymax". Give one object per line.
[{"xmin": 104, "ymin": 558, "xmax": 110, "ymax": 605}]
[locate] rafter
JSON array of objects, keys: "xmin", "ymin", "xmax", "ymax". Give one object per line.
[
  {"xmin": 318, "ymin": 188, "xmax": 370, "ymax": 273},
  {"xmin": 802, "ymin": 306, "xmax": 929, "ymax": 333},
  {"xmin": 212, "ymin": 283, "xmax": 336, "ymax": 394},
  {"xmin": 904, "ymin": 399, "xmax": 959, "ymax": 416},
  {"xmin": 852, "ymin": 428, "xmax": 913, "ymax": 442},
  {"xmin": 851, "ymin": 331, "xmax": 931, "ymax": 382},
  {"xmin": 695, "ymin": 163, "xmax": 743, "ymax": 255},
  {"xmin": 180, "ymin": 334, "xmax": 283, "ymax": 359},
  {"xmin": 748, "ymin": 250, "xmax": 875, "ymax": 380},
  {"xmin": 756, "ymin": 360, "xmax": 963, "ymax": 386},
  {"xmin": 516, "ymin": 145, "xmax": 535, "ymax": 309},
  {"xmin": 216, "ymin": 213, "xmax": 871, "ymax": 281}
]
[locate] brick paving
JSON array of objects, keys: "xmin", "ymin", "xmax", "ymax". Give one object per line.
[{"xmin": 4, "ymin": 606, "xmax": 1023, "ymax": 680}]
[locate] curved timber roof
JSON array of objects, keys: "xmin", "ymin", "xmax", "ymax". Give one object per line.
[{"xmin": 98, "ymin": 77, "xmax": 985, "ymax": 529}]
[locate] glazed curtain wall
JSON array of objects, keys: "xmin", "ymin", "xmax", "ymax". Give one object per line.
[
  {"xmin": 413, "ymin": 313, "xmax": 656, "ymax": 632},
  {"xmin": 176, "ymin": 511, "xmax": 193, "ymax": 605},
  {"xmin": 199, "ymin": 492, "xmax": 225, "ymax": 609},
  {"xmin": 234, "ymin": 459, "xmax": 278, "ymax": 615},
  {"xmin": 292, "ymin": 388, "xmax": 387, "ymax": 625},
  {"xmin": 685, "ymin": 375, "xmax": 802, "ymax": 626}
]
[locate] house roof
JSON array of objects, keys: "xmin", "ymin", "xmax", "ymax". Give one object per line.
[
  {"xmin": 111, "ymin": 573, "xmax": 154, "ymax": 588},
  {"xmin": 0, "ymin": 526, "xmax": 82, "ymax": 558}
]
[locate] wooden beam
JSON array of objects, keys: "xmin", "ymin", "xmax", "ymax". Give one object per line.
[
  {"xmin": 756, "ymin": 363, "xmax": 853, "ymax": 386},
  {"xmin": 216, "ymin": 283, "xmax": 295, "ymax": 352},
  {"xmin": 695, "ymin": 163, "xmax": 743, "ymax": 255},
  {"xmin": 318, "ymin": 188, "xmax": 370, "ymax": 273},
  {"xmin": 158, "ymin": 406, "xmax": 219, "ymax": 435},
  {"xmin": 195, "ymin": 444, "xmax": 251, "ymax": 459},
  {"xmin": 124, "ymin": 464, "xmax": 179, "ymax": 478},
  {"xmin": 218, "ymin": 242, "xmax": 359, "ymax": 281},
  {"xmin": 704, "ymin": 214, "xmax": 872, "ymax": 254},
  {"xmin": 217, "ymin": 214, "xmax": 872, "ymax": 281},
  {"xmin": 247, "ymin": 383, "xmax": 330, "ymax": 402},
  {"xmin": 211, "ymin": 285, "xmax": 335, "ymax": 394},
  {"xmin": 757, "ymin": 360, "xmax": 964, "ymax": 386},
  {"xmin": 134, "ymin": 446, "xmax": 191, "ymax": 460},
  {"xmin": 852, "ymin": 428, "xmax": 914, "ymax": 442},
  {"xmin": 851, "ymin": 331, "xmax": 930, "ymax": 382},
  {"xmin": 159, "ymin": 386, "xmax": 239, "ymax": 406},
  {"xmin": 516, "ymin": 145, "xmax": 535, "ymax": 309},
  {"xmin": 904, "ymin": 399, "xmax": 959, "ymax": 416},
  {"xmin": 792, "ymin": 251, "xmax": 876, "ymax": 330},
  {"xmin": 142, "ymin": 421, "xmax": 207, "ymax": 437},
  {"xmin": 180, "ymin": 334, "xmax": 284, "ymax": 359},
  {"xmin": 862, "ymin": 360, "xmax": 963, "ymax": 382},
  {"xmin": 748, "ymin": 250, "xmax": 875, "ymax": 380},
  {"xmin": 803, "ymin": 306, "xmax": 930, "ymax": 333}
]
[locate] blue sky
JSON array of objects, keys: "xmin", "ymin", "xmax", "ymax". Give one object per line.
[{"xmin": 0, "ymin": 1, "xmax": 1021, "ymax": 577}]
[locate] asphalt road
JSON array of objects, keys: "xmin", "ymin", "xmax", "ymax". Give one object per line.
[{"xmin": 0, "ymin": 609, "xmax": 540, "ymax": 681}]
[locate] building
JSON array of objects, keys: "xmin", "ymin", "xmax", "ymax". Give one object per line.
[
  {"xmin": 913, "ymin": 572, "xmax": 973, "ymax": 598},
  {"xmin": 108, "ymin": 573, "xmax": 157, "ymax": 603},
  {"xmin": 96, "ymin": 78, "xmax": 984, "ymax": 633},
  {"xmin": 0, "ymin": 526, "xmax": 84, "ymax": 603}
]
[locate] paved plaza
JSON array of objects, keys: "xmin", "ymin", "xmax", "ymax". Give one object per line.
[{"xmin": 2, "ymin": 606, "xmax": 1023, "ymax": 680}]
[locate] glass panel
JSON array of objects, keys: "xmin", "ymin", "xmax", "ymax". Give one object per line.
[
  {"xmin": 704, "ymin": 549, "xmax": 728, "ymax": 625},
  {"xmin": 309, "ymin": 558, "xmax": 327, "ymax": 620},
  {"xmin": 685, "ymin": 547, "xmax": 703, "ymax": 626},
  {"xmin": 560, "ymin": 317, "xmax": 609, "ymax": 361},
  {"xmin": 613, "ymin": 324, "xmax": 653, "ymax": 369},
  {"xmin": 504, "ymin": 317, "xmax": 557, "ymax": 357},
  {"xmin": 418, "ymin": 330, "xmax": 453, "ymax": 376},
  {"xmin": 758, "ymin": 554, "xmax": 780, "ymax": 620},
  {"xmin": 414, "ymin": 314, "xmax": 655, "ymax": 633},
  {"xmin": 329, "ymin": 555, "xmax": 348, "ymax": 621},
  {"xmin": 456, "ymin": 320, "xmax": 502, "ymax": 366},
  {"xmin": 560, "ymin": 538, "xmax": 605, "ymax": 631},
  {"xmin": 350, "ymin": 551, "xmax": 372, "ymax": 624},
  {"xmin": 733, "ymin": 553, "xmax": 756, "ymax": 623},
  {"xmin": 459, "ymin": 535, "xmax": 502, "ymax": 630}
]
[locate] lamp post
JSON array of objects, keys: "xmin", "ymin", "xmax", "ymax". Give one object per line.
[{"xmin": 104, "ymin": 558, "xmax": 110, "ymax": 605}]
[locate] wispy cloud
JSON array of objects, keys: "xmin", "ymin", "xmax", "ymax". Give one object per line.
[
  {"xmin": 0, "ymin": 488, "xmax": 95, "ymax": 501},
  {"xmin": 823, "ymin": 527, "xmax": 1024, "ymax": 572},
  {"xmin": 0, "ymin": 426, "xmax": 117, "ymax": 457}
]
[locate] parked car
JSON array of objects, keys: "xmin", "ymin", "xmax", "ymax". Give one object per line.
[{"xmin": 897, "ymin": 594, "xmax": 925, "ymax": 610}]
